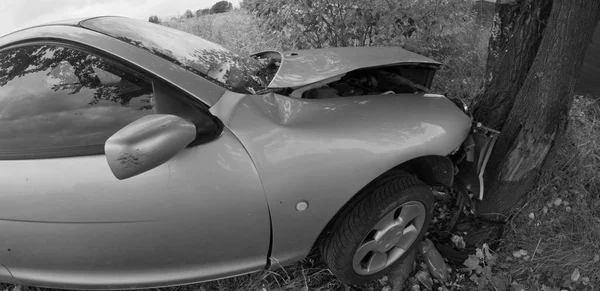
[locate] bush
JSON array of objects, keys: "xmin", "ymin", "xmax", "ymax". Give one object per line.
[
  {"xmin": 210, "ymin": 1, "xmax": 233, "ymax": 14},
  {"xmin": 243, "ymin": 0, "xmax": 387, "ymax": 49},
  {"xmin": 162, "ymin": 1, "xmax": 490, "ymax": 100},
  {"xmin": 243, "ymin": 0, "xmax": 489, "ymax": 100},
  {"xmin": 148, "ymin": 15, "xmax": 160, "ymax": 24},
  {"xmin": 196, "ymin": 8, "xmax": 211, "ymax": 17},
  {"xmin": 183, "ymin": 9, "xmax": 194, "ymax": 19}
]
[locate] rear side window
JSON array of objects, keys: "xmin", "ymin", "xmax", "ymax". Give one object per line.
[{"xmin": 0, "ymin": 44, "xmax": 155, "ymax": 159}]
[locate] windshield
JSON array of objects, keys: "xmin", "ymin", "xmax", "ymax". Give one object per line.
[{"xmin": 81, "ymin": 17, "xmax": 273, "ymax": 94}]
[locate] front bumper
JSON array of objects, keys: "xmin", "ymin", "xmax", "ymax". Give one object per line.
[{"xmin": 454, "ymin": 123, "xmax": 500, "ymax": 200}]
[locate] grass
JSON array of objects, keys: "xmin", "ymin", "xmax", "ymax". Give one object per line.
[{"xmin": 2, "ymin": 7, "xmax": 599, "ymax": 291}]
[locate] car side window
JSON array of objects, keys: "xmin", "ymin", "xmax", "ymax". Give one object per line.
[{"xmin": 0, "ymin": 44, "xmax": 155, "ymax": 159}]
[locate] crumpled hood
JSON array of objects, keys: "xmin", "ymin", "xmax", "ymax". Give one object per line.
[{"xmin": 253, "ymin": 46, "xmax": 441, "ymax": 89}]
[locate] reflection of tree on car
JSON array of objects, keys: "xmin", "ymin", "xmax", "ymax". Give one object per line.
[
  {"xmin": 0, "ymin": 45, "xmax": 153, "ymax": 109},
  {"xmin": 0, "ymin": 44, "xmax": 155, "ymax": 156},
  {"xmin": 111, "ymin": 33, "xmax": 276, "ymax": 94}
]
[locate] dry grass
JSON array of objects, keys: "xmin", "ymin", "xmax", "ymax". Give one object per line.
[
  {"xmin": 393, "ymin": 18, "xmax": 491, "ymax": 102},
  {"xmin": 161, "ymin": 10, "xmax": 284, "ymax": 56},
  {"xmin": 429, "ymin": 24, "xmax": 490, "ymax": 102},
  {"xmin": 154, "ymin": 251, "xmax": 370, "ymax": 291}
]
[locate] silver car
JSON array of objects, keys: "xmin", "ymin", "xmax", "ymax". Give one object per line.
[{"xmin": 0, "ymin": 16, "xmax": 497, "ymax": 289}]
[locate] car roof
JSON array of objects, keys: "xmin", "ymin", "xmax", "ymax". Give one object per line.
[
  {"xmin": 40, "ymin": 17, "xmax": 90, "ymax": 26},
  {"xmin": 0, "ymin": 16, "xmax": 228, "ymax": 106},
  {"xmin": 1, "ymin": 16, "xmax": 110, "ymax": 38}
]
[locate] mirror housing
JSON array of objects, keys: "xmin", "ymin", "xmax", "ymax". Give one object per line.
[{"xmin": 105, "ymin": 114, "xmax": 196, "ymax": 180}]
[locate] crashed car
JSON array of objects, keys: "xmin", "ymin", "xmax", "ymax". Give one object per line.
[{"xmin": 0, "ymin": 16, "xmax": 498, "ymax": 289}]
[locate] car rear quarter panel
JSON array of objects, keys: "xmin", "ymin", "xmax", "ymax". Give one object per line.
[{"xmin": 211, "ymin": 92, "xmax": 471, "ymax": 266}]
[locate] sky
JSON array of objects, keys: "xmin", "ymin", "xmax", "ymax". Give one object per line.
[{"xmin": 0, "ymin": 0, "xmax": 234, "ymax": 36}]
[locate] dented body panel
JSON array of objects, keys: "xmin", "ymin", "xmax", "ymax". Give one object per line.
[
  {"xmin": 211, "ymin": 91, "xmax": 471, "ymax": 265},
  {"xmin": 253, "ymin": 47, "xmax": 441, "ymax": 89},
  {"xmin": 455, "ymin": 125, "xmax": 500, "ymax": 200}
]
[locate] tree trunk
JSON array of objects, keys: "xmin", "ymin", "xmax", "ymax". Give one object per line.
[
  {"xmin": 472, "ymin": 0, "xmax": 600, "ymax": 219},
  {"xmin": 471, "ymin": 0, "xmax": 553, "ymax": 129}
]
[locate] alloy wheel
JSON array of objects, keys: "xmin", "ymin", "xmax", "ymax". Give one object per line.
[{"xmin": 352, "ymin": 201, "xmax": 427, "ymax": 275}]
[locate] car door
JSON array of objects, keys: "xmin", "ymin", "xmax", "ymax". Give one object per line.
[{"xmin": 0, "ymin": 43, "xmax": 270, "ymax": 289}]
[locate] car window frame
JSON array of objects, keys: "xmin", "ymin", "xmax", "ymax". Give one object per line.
[{"xmin": 0, "ymin": 40, "xmax": 223, "ymax": 160}]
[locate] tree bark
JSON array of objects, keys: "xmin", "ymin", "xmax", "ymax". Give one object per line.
[
  {"xmin": 471, "ymin": 0, "xmax": 553, "ymax": 129},
  {"xmin": 473, "ymin": 0, "xmax": 600, "ymax": 219}
]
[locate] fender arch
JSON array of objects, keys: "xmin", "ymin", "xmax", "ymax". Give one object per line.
[{"xmin": 308, "ymin": 155, "xmax": 454, "ymax": 257}]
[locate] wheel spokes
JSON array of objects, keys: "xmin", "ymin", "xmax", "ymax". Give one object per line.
[
  {"xmin": 395, "ymin": 224, "xmax": 419, "ymax": 250},
  {"xmin": 387, "ymin": 245, "xmax": 407, "ymax": 263},
  {"xmin": 398, "ymin": 204, "xmax": 422, "ymax": 227},
  {"xmin": 374, "ymin": 210, "xmax": 397, "ymax": 230},
  {"xmin": 366, "ymin": 251, "xmax": 388, "ymax": 273},
  {"xmin": 352, "ymin": 201, "xmax": 427, "ymax": 275},
  {"xmin": 353, "ymin": 240, "xmax": 378, "ymax": 264}
]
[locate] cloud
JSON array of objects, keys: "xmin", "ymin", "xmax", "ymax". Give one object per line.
[{"xmin": 0, "ymin": 0, "xmax": 230, "ymax": 36}]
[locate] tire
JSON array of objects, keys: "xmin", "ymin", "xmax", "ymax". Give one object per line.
[{"xmin": 320, "ymin": 170, "xmax": 434, "ymax": 285}]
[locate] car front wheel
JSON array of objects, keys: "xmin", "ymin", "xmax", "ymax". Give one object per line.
[{"xmin": 321, "ymin": 171, "xmax": 434, "ymax": 285}]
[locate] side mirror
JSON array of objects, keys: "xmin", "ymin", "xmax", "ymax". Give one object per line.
[{"xmin": 105, "ymin": 114, "xmax": 196, "ymax": 180}]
